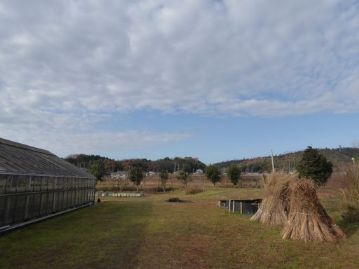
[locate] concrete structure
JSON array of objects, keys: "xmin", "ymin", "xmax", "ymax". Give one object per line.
[
  {"xmin": 110, "ymin": 171, "xmax": 127, "ymax": 180},
  {"xmin": 219, "ymin": 199, "xmax": 262, "ymax": 214},
  {"xmin": 97, "ymin": 191, "xmax": 144, "ymax": 198},
  {"xmin": 194, "ymin": 169, "xmax": 204, "ymax": 175}
]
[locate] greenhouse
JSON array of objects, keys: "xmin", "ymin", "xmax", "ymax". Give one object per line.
[{"xmin": 0, "ymin": 138, "xmax": 96, "ymax": 232}]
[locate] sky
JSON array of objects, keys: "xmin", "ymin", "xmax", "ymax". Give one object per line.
[{"xmin": 0, "ymin": 0, "xmax": 358, "ymax": 163}]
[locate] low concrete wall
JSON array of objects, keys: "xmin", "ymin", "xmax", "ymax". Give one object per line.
[
  {"xmin": 97, "ymin": 192, "xmax": 144, "ymax": 198},
  {"xmin": 219, "ymin": 199, "xmax": 262, "ymax": 214}
]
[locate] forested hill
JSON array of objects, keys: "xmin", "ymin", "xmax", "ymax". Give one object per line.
[
  {"xmin": 214, "ymin": 147, "xmax": 359, "ymax": 173},
  {"xmin": 65, "ymin": 154, "xmax": 206, "ymax": 175},
  {"xmin": 65, "ymin": 147, "xmax": 359, "ymax": 176}
]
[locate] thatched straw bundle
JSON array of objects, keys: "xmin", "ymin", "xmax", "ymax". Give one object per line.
[
  {"xmin": 250, "ymin": 173, "xmax": 295, "ymax": 226},
  {"xmin": 282, "ymin": 179, "xmax": 345, "ymax": 242}
]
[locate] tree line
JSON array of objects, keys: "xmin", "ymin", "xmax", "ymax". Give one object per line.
[
  {"xmin": 127, "ymin": 146, "xmax": 333, "ymax": 192},
  {"xmin": 67, "ymin": 147, "xmax": 336, "ymax": 187},
  {"xmin": 65, "ymin": 154, "xmax": 206, "ymax": 180}
]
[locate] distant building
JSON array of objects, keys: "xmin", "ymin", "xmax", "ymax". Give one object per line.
[
  {"xmin": 194, "ymin": 169, "xmax": 203, "ymax": 175},
  {"xmin": 145, "ymin": 171, "xmax": 157, "ymax": 177},
  {"xmin": 110, "ymin": 171, "xmax": 127, "ymax": 180}
]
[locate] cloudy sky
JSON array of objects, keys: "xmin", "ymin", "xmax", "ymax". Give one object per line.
[{"xmin": 0, "ymin": 0, "xmax": 358, "ymax": 163}]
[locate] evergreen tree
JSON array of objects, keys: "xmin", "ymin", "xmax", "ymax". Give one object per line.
[
  {"xmin": 297, "ymin": 146, "xmax": 333, "ymax": 185},
  {"xmin": 205, "ymin": 165, "xmax": 221, "ymax": 186},
  {"xmin": 88, "ymin": 160, "xmax": 105, "ymax": 180},
  {"xmin": 159, "ymin": 170, "xmax": 169, "ymax": 192},
  {"xmin": 128, "ymin": 166, "xmax": 144, "ymax": 192},
  {"xmin": 227, "ymin": 164, "xmax": 241, "ymax": 186}
]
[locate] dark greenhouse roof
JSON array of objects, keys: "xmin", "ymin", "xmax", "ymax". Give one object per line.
[{"xmin": 0, "ymin": 137, "xmax": 95, "ymax": 178}]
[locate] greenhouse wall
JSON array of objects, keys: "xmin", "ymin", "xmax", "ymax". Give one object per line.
[{"xmin": 0, "ymin": 173, "xmax": 95, "ymax": 229}]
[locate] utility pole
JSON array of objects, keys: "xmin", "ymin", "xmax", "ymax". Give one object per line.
[
  {"xmin": 352, "ymin": 157, "xmax": 356, "ymax": 178},
  {"xmin": 271, "ymin": 150, "xmax": 275, "ymax": 173}
]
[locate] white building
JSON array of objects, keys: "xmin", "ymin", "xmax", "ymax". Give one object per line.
[
  {"xmin": 194, "ymin": 169, "xmax": 203, "ymax": 175},
  {"xmin": 110, "ymin": 171, "xmax": 127, "ymax": 180}
]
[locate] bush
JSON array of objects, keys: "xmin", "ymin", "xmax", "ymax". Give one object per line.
[
  {"xmin": 342, "ymin": 205, "xmax": 359, "ymax": 223},
  {"xmin": 185, "ymin": 186, "xmax": 204, "ymax": 195},
  {"xmin": 297, "ymin": 146, "xmax": 333, "ymax": 185},
  {"xmin": 167, "ymin": 197, "xmax": 183, "ymax": 203}
]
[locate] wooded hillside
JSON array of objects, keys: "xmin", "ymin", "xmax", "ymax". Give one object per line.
[{"xmin": 215, "ymin": 147, "xmax": 359, "ymax": 173}]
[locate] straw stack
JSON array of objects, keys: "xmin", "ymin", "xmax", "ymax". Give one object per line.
[
  {"xmin": 282, "ymin": 179, "xmax": 345, "ymax": 242},
  {"xmin": 250, "ymin": 173, "xmax": 294, "ymax": 226}
]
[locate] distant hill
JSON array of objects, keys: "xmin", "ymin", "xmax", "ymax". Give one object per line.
[
  {"xmin": 66, "ymin": 147, "xmax": 359, "ymax": 177},
  {"xmin": 214, "ymin": 147, "xmax": 359, "ymax": 173}
]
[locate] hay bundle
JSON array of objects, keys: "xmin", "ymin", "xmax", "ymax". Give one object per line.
[
  {"xmin": 282, "ymin": 179, "xmax": 345, "ymax": 242},
  {"xmin": 250, "ymin": 173, "xmax": 294, "ymax": 226}
]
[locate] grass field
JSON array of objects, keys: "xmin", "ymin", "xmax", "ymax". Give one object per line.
[{"xmin": 1, "ymin": 187, "xmax": 359, "ymax": 269}]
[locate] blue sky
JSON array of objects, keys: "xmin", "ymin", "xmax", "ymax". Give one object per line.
[
  {"xmin": 0, "ymin": 0, "xmax": 358, "ymax": 163},
  {"xmin": 99, "ymin": 111, "xmax": 359, "ymax": 163}
]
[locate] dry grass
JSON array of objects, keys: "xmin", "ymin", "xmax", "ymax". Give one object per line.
[
  {"xmin": 185, "ymin": 186, "xmax": 204, "ymax": 195},
  {"xmin": 282, "ymin": 179, "xmax": 345, "ymax": 242},
  {"xmin": 251, "ymin": 172, "xmax": 295, "ymax": 226},
  {"xmin": 1, "ymin": 186, "xmax": 359, "ymax": 268},
  {"xmin": 341, "ymin": 162, "xmax": 359, "ymax": 222}
]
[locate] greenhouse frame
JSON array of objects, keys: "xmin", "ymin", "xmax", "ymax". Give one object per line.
[{"xmin": 0, "ymin": 138, "xmax": 96, "ymax": 232}]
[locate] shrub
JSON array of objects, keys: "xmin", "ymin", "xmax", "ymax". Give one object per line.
[
  {"xmin": 342, "ymin": 205, "xmax": 359, "ymax": 223},
  {"xmin": 167, "ymin": 197, "xmax": 183, "ymax": 203},
  {"xmin": 185, "ymin": 186, "xmax": 204, "ymax": 195}
]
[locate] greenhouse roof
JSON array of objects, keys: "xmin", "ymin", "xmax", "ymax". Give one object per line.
[{"xmin": 0, "ymin": 138, "xmax": 95, "ymax": 178}]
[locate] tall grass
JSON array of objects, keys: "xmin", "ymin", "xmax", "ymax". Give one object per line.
[{"xmin": 341, "ymin": 161, "xmax": 359, "ymax": 222}]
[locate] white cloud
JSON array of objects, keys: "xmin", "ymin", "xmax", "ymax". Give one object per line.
[
  {"xmin": 0, "ymin": 0, "xmax": 357, "ymax": 116},
  {"xmin": 0, "ymin": 124, "xmax": 190, "ymax": 157},
  {"xmin": 0, "ymin": 0, "xmax": 358, "ymax": 154}
]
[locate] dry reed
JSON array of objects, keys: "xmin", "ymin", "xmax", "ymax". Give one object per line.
[
  {"xmin": 250, "ymin": 172, "xmax": 295, "ymax": 226},
  {"xmin": 341, "ymin": 162, "xmax": 359, "ymax": 222},
  {"xmin": 282, "ymin": 179, "xmax": 345, "ymax": 242}
]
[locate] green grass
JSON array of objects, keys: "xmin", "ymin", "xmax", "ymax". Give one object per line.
[
  {"xmin": 0, "ymin": 201, "xmax": 152, "ymax": 269},
  {"xmin": 1, "ymin": 187, "xmax": 359, "ymax": 269}
]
